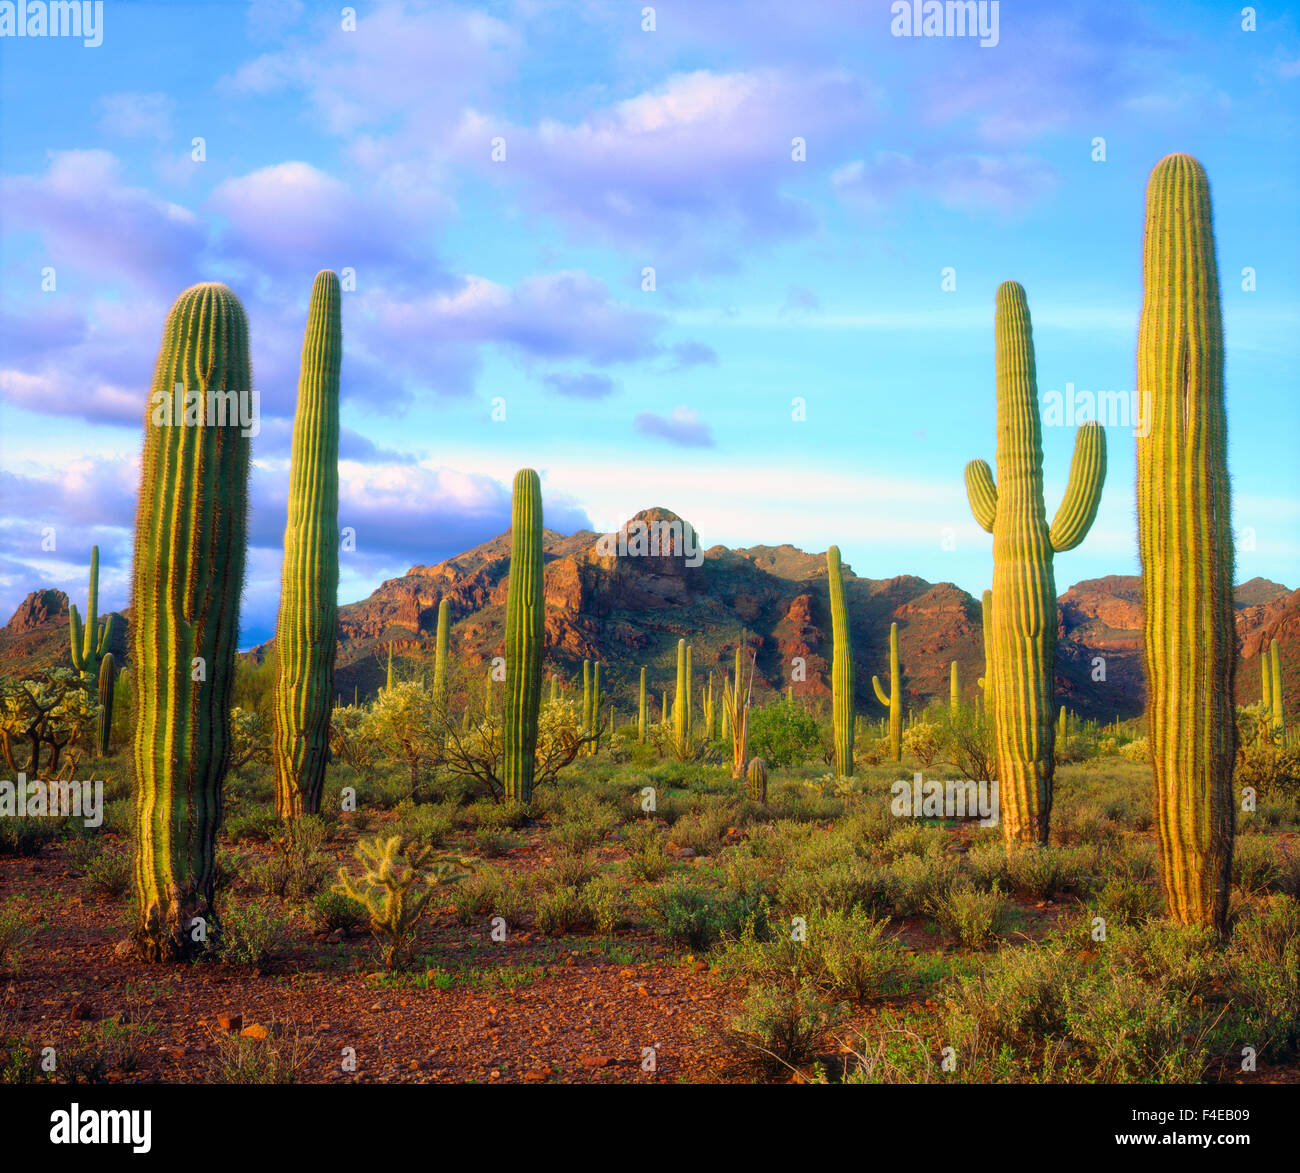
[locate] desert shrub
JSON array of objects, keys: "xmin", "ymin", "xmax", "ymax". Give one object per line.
[
  {"xmin": 1233, "ymin": 836, "xmax": 1282, "ymax": 894},
  {"xmin": 452, "ymin": 867, "xmax": 527, "ymax": 928},
  {"xmin": 223, "ymin": 808, "xmax": 281, "ymax": 843},
  {"xmin": 309, "ymin": 890, "xmax": 367, "ymax": 934},
  {"xmin": 775, "ymin": 857, "xmax": 898, "ymax": 917},
  {"xmin": 646, "ymin": 877, "xmax": 765, "ymax": 952},
  {"xmin": 78, "ymin": 843, "xmax": 132, "ymax": 899},
  {"xmin": 667, "ymin": 805, "xmax": 736, "ymax": 857},
  {"xmin": 729, "ymin": 978, "xmax": 845, "ymax": 1071},
  {"xmin": 1119, "ymin": 737, "xmax": 1149, "ymax": 764},
  {"xmin": 0, "ymin": 817, "xmax": 61, "ymax": 856},
  {"xmin": 532, "ymin": 852, "xmax": 599, "ymax": 893},
  {"xmin": 901, "ymin": 720, "xmax": 942, "ymax": 770},
  {"xmin": 473, "ymin": 827, "xmax": 518, "ymax": 858},
  {"xmin": 1235, "ymin": 745, "xmax": 1300, "ymax": 799},
  {"xmin": 624, "ymin": 823, "xmax": 669, "ymax": 881},
  {"xmin": 967, "ymin": 843, "xmax": 1095, "ymax": 899},
  {"xmin": 534, "ymin": 885, "xmax": 596, "ymax": 935},
  {"xmin": 805, "ymin": 909, "xmax": 908, "ymax": 999},
  {"xmin": 210, "ymin": 1022, "xmax": 317, "ymax": 1084},
  {"xmin": 0, "ymin": 901, "xmax": 30, "ymax": 969},
  {"xmin": 1227, "ymin": 895, "xmax": 1300, "ymax": 1058},
  {"xmin": 890, "ymin": 852, "xmax": 959, "ymax": 915},
  {"xmin": 217, "ymin": 899, "xmax": 293, "ymax": 969},
  {"xmin": 927, "ymin": 881, "xmax": 1007, "ymax": 947},
  {"xmin": 251, "ymin": 817, "xmax": 331, "ymax": 902},
  {"xmin": 393, "ymin": 800, "xmax": 454, "ymax": 849},
  {"xmin": 747, "ymin": 703, "xmax": 823, "ymax": 767}
]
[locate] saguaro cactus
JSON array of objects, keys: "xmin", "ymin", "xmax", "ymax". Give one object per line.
[
  {"xmin": 638, "ymin": 666, "xmax": 647, "ymax": 743},
  {"xmin": 673, "ymin": 639, "xmax": 688, "ymax": 745},
  {"xmin": 746, "ymin": 757, "xmax": 769, "ymax": 804},
  {"xmin": 950, "ymin": 661, "xmax": 960, "ymax": 713},
  {"xmin": 827, "ymin": 545, "xmax": 854, "ymax": 776},
  {"xmin": 872, "ymin": 622, "xmax": 903, "ymax": 762},
  {"xmin": 1137, "ymin": 153, "xmax": 1235, "ymax": 930},
  {"xmin": 433, "ymin": 598, "xmax": 450, "ymax": 707},
  {"xmin": 70, "ymin": 545, "xmax": 115, "ymax": 684},
  {"xmin": 964, "ymin": 281, "xmax": 1107, "ymax": 844},
  {"xmin": 96, "ymin": 652, "xmax": 118, "ymax": 757},
  {"xmin": 685, "ymin": 645, "xmax": 693, "ymax": 732},
  {"xmin": 1270, "ymin": 639, "xmax": 1287, "ymax": 741},
  {"xmin": 583, "ymin": 660, "xmax": 593, "ymax": 732},
  {"xmin": 273, "ymin": 270, "xmax": 342, "ymax": 820},
  {"xmin": 131, "ymin": 282, "xmax": 252, "ymax": 961},
  {"xmin": 503, "ymin": 469, "xmax": 545, "ymax": 802}
]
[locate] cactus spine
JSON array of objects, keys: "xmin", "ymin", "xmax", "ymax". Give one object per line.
[
  {"xmin": 96, "ymin": 652, "xmax": 118, "ymax": 756},
  {"xmin": 503, "ymin": 469, "xmax": 545, "ymax": 802},
  {"xmin": 272, "ymin": 271, "xmax": 341, "ymax": 819},
  {"xmin": 131, "ymin": 282, "xmax": 252, "ymax": 961},
  {"xmin": 638, "ymin": 666, "xmax": 647, "ymax": 743},
  {"xmin": 1137, "ymin": 153, "xmax": 1234, "ymax": 930},
  {"xmin": 70, "ymin": 545, "xmax": 115, "ymax": 684},
  {"xmin": 964, "ymin": 281, "xmax": 1107, "ymax": 844},
  {"xmin": 872, "ymin": 622, "xmax": 902, "ymax": 762},
  {"xmin": 827, "ymin": 545, "xmax": 854, "ymax": 776}
]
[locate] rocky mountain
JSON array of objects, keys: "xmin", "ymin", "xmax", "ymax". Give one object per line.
[{"xmin": 1, "ymin": 510, "xmax": 1295, "ymax": 725}]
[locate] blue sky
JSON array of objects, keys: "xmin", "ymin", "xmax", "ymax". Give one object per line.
[{"xmin": 2, "ymin": 0, "xmax": 1298, "ymax": 647}]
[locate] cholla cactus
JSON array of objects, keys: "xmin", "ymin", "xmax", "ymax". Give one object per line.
[{"xmin": 334, "ymin": 834, "xmax": 466, "ymax": 969}]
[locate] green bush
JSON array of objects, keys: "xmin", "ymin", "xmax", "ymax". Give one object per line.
[{"xmin": 747, "ymin": 703, "xmax": 824, "ymax": 767}]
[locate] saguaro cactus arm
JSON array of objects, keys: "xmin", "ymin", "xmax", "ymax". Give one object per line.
[
  {"xmin": 1049, "ymin": 421, "xmax": 1107, "ymax": 552},
  {"xmin": 965, "ymin": 460, "xmax": 998, "ymax": 533},
  {"xmin": 872, "ymin": 675, "xmax": 891, "ymax": 706}
]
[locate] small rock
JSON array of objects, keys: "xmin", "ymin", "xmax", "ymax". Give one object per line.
[
  {"xmin": 113, "ymin": 939, "xmax": 133, "ymax": 957},
  {"xmin": 619, "ymin": 968, "xmax": 635, "ymax": 980},
  {"xmin": 692, "ymin": 960, "xmax": 708, "ymax": 973},
  {"xmin": 68, "ymin": 1001, "xmax": 95, "ymax": 1022},
  {"xmin": 523, "ymin": 1069, "xmax": 547, "ymax": 1082},
  {"xmin": 580, "ymin": 1055, "xmax": 613, "ymax": 1068},
  {"xmin": 217, "ymin": 1013, "xmax": 242, "ymax": 1033},
  {"xmin": 672, "ymin": 847, "xmax": 696, "ymax": 860},
  {"xmin": 240, "ymin": 1023, "xmax": 269, "ymax": 1040}
]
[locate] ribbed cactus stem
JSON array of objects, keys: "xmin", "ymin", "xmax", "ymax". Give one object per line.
[
  {"xmin": 273, "ymin": 271, "xmax": 341, "ymax": 820},
  {"xmin": 827, "ymin": 545, "xmax": 854, "ymax": 776},
  {"xmin": 131, "ymin": 282, "xmax": 251, "ymax": 961},
  {"xmin": 950, "ymin": 661, "xmax": 960, "ymax": 713},
  {"xmin": 871, "ymin": 622, "xmax": 902, "ymax": 762},
  {"xmin": 503, "ymin": 469, "xmax": 545, "ymax": 802},
  {"xmin": 964, "ymin": 280, "xmax": 1106, "ymax": 844},
  {"xmin": 685, "ymin": 645, "xmax": 693, "ymax": 732},
  {"xmin": 70, "ymin": 545, "xmax": 115, "ymax": 683},
  {"xmin": 1137, "ymin": 153, "xmax": 1235, "ymax": 930},
  {"xmin": 638, "ymin": 666, "xmax": 647, "ymax": 743},
  {"xmin": 385, "ymin": 642, "xmax": 394, "ymax": 691},
  {"xmin": 96, "ymin": 652, "xmax": 118, "ymax": 757},
  {"xmin": 978, "ymin": 589, "xmax": 995, "ymax": 740},
  {"xmin": 583, "ymin": 660, "xmax": 593, "ymax": 733},
  {"xmin": 592, "ymin": 661, "xmax": 602, "ymax": 752}
]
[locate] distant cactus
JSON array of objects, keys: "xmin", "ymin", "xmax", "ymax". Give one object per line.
[
  {"xmin": 272, "ymin": 271, "xmax": 341, "ymax": 820},
  {"xmin": 503, "ymin": 469, "xmax": 545, "ymax": 802},
  {"xmin": 1137, "ymin": 153, "xmax": 1234, "ymax": 929},
  {"xmin": 872, "ymin": 622, "xmax": 903, "ymax": 762},
  {"xmin": 673, "ymin": 640, "xmax": 688, "ymax": 745},
  {"xmin": 638, "ymin": 666, "xmax": 647, "ymax": 743},
  {"xmin": 386, "ymin": 642, "xmax": 394, "ymax": 692},
  {"xmin": 685, "ymin": 645, "xmax": 693, "ymax": 732},
  {"xmin": 582, "ymin": 660, "xmax": 593, "ymax": 732},
  {"xmin": 69, "ymin": 545, "xmax": 115, "ymax": 684},
  {"xmin": 977, "ymin": 589, "xmax": 995, "ymax": 739},
  {"xmin": 96, "ymin": 652, "xmax": 118, "ymax": 756},
  {"xmin": 746, "ymin": 757, "xmax": 769, "ymax": 803},
  {"xmin": 130, "ymin": 282, "xmax": 251, "ymax": 962},
  {"xmin": 827, "ymin": 545, "xmax": 854, "ymax": 777},
  {"xmin": 964, "ymin": 280, "xmax": 1106, "ymax": 844},
  {"xmin": 950, "ymin": 661, "xmax": 960, "ymax": 713}
]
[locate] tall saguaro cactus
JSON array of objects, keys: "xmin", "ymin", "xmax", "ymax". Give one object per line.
[
  {"xmin": 977, "ymin": 589, "xmax": 995, "ymax": 737},
  {"xmin": 827, "ymin": 545, "xmax": 854, "ymax": 776},
  {"xmin": 1137, "ymin": 154, "xmax": 1235, "ymax": 929},
  {"xmin": 872, "ymin": 622, "xmax": 902, "ymax": 762},
  {"xmin": 673, "ymin": 639, "xmax": 689, "ymax": 746},
  {"xmin": 131, "ymin": 282, "xmax": 252, "ymax": 961},
  {"xmin": 273, "ymin": 270, "xmax": 342, "ymax": 819},
  {"xmin": 950, "ymin": 661, "xmax": 960, "ymax": 712},
  {"xmin": 503, "ymin": 469, "xmax": 545, "ymax": 802},
  {"xmin": 638, "ymin": 666, "xmax": 648, "ymax": 743},
  {"xmin": 964, "ymin": 281, "xmax": 1107, "ymax": 844},
  {"xmin": 70, "ymin": 545, "xmax": 115, "ymax": 684}
]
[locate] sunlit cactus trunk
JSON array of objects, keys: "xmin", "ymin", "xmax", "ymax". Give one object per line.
[
  {"xmin": 964, "ymin": 281, "xmax": 1106, "ymax": 845},
  {"xmin": 1137, "ymin": 153, "xmax": 1235, "ymax": 930},
  {"xmin": 582, "ymin": 660, "xmax": 593, "ymax": 732},
  {"xmin": 70, "ymin": 545, "xmax": 115, "ymax": 684},
  {"xmin": 433, "ymin": 598, "xmax": 450, "ymax": 705},
  {"xmin": 827, "ymin": 545, "xmax": 854, "ymax": 776},
  {"xmin": 131, "ymin": 283, "xmax": 251, "ymax": 961},
  {"xmin": 273, "ymin": 271, "xmax": 341, "ymax": 820},
  {"xmin": 638, "ymin": 666, "xmax": 647, "ymax": 743},
  {"xmin": 673, "ymin": 639, "xmax": 688, "ymax": 746},
  {"xmin": 950, "ymin": 661, "xmax": 960, "ymax": 712},
  {"xmin": 503, "ymin": 469, "xmax": 545, "ymax": 803},
  {"xmin": 978, "ymin": 589, "xmax": 995, "ymax": 742},
  {"xmin": 872, "ymin": 622, "xmax": 902, "ymax": 762},
  {"xmin": 1270, "ymin": 639, "xmax": 1287, "ymax": 742}
]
